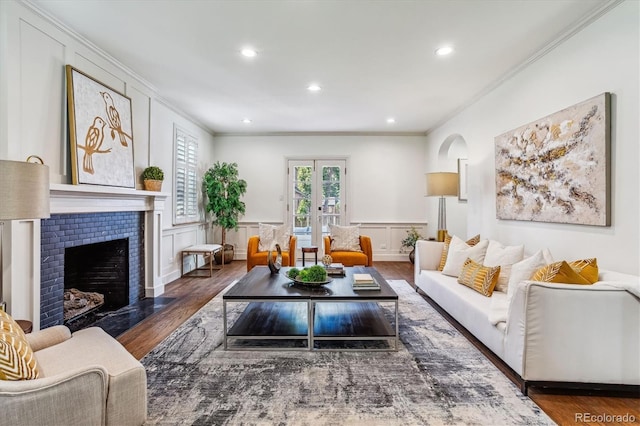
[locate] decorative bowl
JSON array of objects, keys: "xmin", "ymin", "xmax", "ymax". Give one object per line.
[{"xmin": 290, "ymin": 277, "xmax": 332, "ymax": 287}]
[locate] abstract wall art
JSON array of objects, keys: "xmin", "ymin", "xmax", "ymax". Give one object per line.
[
  {"xmin": 494, "ymin": 93, "xmax": 610, "ymax": 226},
  {"xmin": 66, "ymin": 65, "xmax": 135, "ymax": 188}
]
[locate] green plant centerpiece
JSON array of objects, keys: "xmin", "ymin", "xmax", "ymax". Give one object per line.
[
  {"xmin": 287, "ymin": 265, "xmax": 328, "ymax": 286},
  {"xmin": 141, "ymin": 166, "xmax": 164, "ymax": 191},
  {"xmin": 203, "ymin": 162, "xmax": 247, "ymax": 264},
  {"xmin": 401, "ymin": 226, "xmax": 424, "ymax": 264}
]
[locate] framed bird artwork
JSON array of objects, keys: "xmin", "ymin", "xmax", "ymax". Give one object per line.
[{"xmin": 65, "ymin": 65, "xmax": 135, "ymax": 188}]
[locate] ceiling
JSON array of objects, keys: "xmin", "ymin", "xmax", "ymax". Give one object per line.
[{"xmin": 30, "ymin": 0, "xmax": 615, "ymax": 135}]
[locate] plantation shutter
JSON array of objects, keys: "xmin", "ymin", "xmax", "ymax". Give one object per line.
[{"xmin": 174, "ymin": 126, "xmax": 199, "ymax": 224}]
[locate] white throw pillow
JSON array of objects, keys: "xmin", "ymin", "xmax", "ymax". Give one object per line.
[
  {"xmin": 484, "ymin": 240, "xmax": 525, "ymax": 293},
  {"xmin": 329, "ymin": 224, "xmax": 362, "ymax": 252},
  {"xmin": 258, "ymin": 223, "xmax": 290, "ymax": 252},
  {"xmin": 506, "ymin": 249, "xmax": 554, "ymax": 301},
  {"xmin": 441, "ymin": 236, "xmax": 489, "ymax": 277}
]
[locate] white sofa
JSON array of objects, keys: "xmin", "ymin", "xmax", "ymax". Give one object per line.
[
  {"xmin": 0, "ymin": 325, "xmax": 147, "ymax": 426},
  {"xmin": 414, "ymin": 239, "xmax": 640, "ymax": 394}
]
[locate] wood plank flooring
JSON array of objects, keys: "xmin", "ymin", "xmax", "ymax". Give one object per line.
[{"xmin": 118, "ymin": 260, "xmax": 639, "ymax": 425}]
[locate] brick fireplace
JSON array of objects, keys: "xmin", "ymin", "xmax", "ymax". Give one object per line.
[
  {"xmin": 3, "ymin": 184, "xmax": 167, "ymax": 331},
  {"xmin": 40, "ymin": 212, "xmax": 144, "ymax": 329}
]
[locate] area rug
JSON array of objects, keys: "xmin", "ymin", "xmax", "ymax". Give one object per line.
[{"xmin": 142, "ymin": 280, "xmax": 554, "ymax": 425}]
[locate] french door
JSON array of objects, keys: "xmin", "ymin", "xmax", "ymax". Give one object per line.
[{"xmin": 288, "ymin": 159, "xmax": 347, "ymax": 254}]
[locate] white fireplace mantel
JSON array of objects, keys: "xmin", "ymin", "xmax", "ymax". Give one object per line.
[
  {"xmin": 4, "ymin": 184, "xmax": 170, "ymax": 330},
  {"xmin": 50, "ymin": 183, "xmax": 169, "ymax": 214}
]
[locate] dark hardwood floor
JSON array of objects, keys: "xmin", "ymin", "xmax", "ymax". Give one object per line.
[{"xmin": 118, "ymin": 260, "xmax": 639, "ymax": 425}]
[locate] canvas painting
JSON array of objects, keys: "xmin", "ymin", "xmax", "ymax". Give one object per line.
[
  {"xmin": 495, "ymin": 93, "xmax": 610, "ymax": 226},
  {"xmin": 66, "ymin": 65, "xmax": 135, "ymax": 188}
]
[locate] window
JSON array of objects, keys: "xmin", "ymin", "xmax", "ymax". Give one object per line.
[{"xmin": 174, "ymin": 125, "xmax": 198, "ymax": 224}]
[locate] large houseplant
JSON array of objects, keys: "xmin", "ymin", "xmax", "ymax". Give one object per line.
[{"xmin": 203, "ymin": 162, "xmax": 247, "ymax": 264}]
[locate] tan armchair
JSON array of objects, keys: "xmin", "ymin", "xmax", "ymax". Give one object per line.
[
  {"xmin": 247, "ymin": 234, "xmax": 297, "ymax": 271},
  {"xmin": 1, "ymin": 325, "xmax": 147, "ymax": 426},
  {"xmin": 323, "ymin": 235, "xmax": 373, "ymax": 267}
]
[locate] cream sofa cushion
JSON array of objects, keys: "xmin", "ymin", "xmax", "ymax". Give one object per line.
[
  {"xmin": 484, "ymin": 240, "xmax": 525, "ymax": 293},
  {"xmin": 329, "ymin": 224, "xmax": 362, "ymax": 252},
  {"xmin": 258, "ymin": 223, "xmax": 290, "ymax": 251},
  {"xmin": 441, "ymin": 236, "xmax": 489, "ymax": 277}
]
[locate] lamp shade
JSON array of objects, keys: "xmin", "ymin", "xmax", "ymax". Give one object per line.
[
  {"xmin": 0, "ymin": 160, "xmax": 50, "ymax": 220},
  {"xmin": 425, "ymin": 172, "xmax": 458, "ymax": 197}
]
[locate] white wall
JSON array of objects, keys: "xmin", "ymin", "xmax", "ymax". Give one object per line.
[
  {"xmin": 0, "ymin": 0, "xmax": 215, "ymax": 318},
  {"xmin": 151, "ymin": 99, "xmax": 214, "ymax": 283},
  {"xmin": 213, "ymin": 134, "xmax": 429, "ymax": 260},
  {"xmin": 425, "ymin": 1, "xmax": 639, "ymax": 274}
]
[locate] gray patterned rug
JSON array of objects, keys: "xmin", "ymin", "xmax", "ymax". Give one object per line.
[{"xmin": 142, "ymin": 280, "xmax": 554, "ymax": 425}]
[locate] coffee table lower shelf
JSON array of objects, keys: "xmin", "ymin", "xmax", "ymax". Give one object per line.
[{"xmin": 224, "ymin": 300, "xmax": 398, "ymax": 351}]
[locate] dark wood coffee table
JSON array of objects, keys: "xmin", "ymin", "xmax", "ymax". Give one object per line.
[{"xmin": 223, "ymin": 266, "xmax": 399, "ymax": 351}]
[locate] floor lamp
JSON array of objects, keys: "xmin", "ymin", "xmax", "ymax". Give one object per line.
[
  {"xmin": 0, "ymin": 159, "xmax": 50, "ymax": 312},
  {"xmin": 425, "ymin": 172, "xmax": 458, "ymax": 242}
]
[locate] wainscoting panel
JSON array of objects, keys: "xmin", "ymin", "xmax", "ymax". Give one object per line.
[
  {"xmin": 220, "ymin": 222, "xmax": 428, "ymax": 263},
  {"xmin": 161, "ymin": 224, "xmax": 208, "ymax": 284}
]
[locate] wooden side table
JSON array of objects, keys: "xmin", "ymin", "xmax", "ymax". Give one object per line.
[{"xmin": 301, "ymin": 246, "xmax": 318, "ymax": 266}]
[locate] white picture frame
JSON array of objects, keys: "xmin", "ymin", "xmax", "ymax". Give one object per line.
[{"xmin": 458, "ymin": 158, "xmax": 468, "ymax": 201}]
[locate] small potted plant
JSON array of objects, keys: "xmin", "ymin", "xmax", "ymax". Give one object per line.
[
  {"xmin": 401, "ymin": 226, "xmax": 424, "ymax": 264},
  {"xmin": 141, "ymin": 166, "xmax": 164, "ymax": 191}
]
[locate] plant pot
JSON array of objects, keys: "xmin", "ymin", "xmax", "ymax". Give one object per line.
[
  {"xmin": 214, "ymin": 244, "xmax": 234, "ymax": 265},
  {"xmin": 409, "ymin": 248, "xmax": 415, "ymax": 264},
  {"xmin": 143, "ymin": 179, "xmax": 163, "ymax": 191}
]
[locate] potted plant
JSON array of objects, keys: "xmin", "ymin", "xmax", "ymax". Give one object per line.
[
  {"xmin": 401, "ymin": 226, "xmax": 424, "ymax": 264},
  {"xmin": 203, "ymin": 162, "xmax": 247, "ymax": 264},
  {"xmin": 141, "ymin": 166, "xmax": 164, "ymax": 191}
]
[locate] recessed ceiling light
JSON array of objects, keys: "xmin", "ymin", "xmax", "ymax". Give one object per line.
[
  {"xmin": 242, "ymin": 118, "xmax": 252, "ymax": 124},
  {"xmin": 386, "ymin": 117, "xmax": 396, "ymax": 124},
  {"xmin": 435, "ymin": 46, "xmax": 453, "ymax": 56},
  {"xmin": 307, "ymin": 83, "xmax": 322, "ymax": 92},
  {"xmin": 241, "ymin": 48, "xmax": 257, "ymax": 58}
]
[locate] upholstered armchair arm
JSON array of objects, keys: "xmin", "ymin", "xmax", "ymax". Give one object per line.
[
  {"xmin": 323, "ymin": 236, "xmax": 332, "ymax": 255},
  {"xmin": 25, "ymin": 325, "xmax": 71, "ymax": 352},
  {"xmin": 246, "ymin": 235, "xmax": 261, "ymax": 271},
  {"xmin": 287, "ymin": 235, "xmax": 297, "ymax": 266},
  {"xmin": 359, "ymin": 236, "xmax": 373, "ymax": 266},
  {"xmin": 0, "ymin": 366, "xmax": 108, "ymax": 426}
]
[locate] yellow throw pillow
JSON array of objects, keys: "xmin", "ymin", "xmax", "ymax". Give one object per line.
[
  {"xmin": 457, "ymin": 258, "xmax": 501, "ymax": 297},
  {"xmin": 437, "ymin": 234, "xmax": 480, "ymax": 271},
  {"xmin": 0, "ymin": 310, "xmax": 40, "ymax": 380},
  {"xmin": 568, "ymin": 258, "xmax": 599, "ymax": 284},
  {"xmin": 532, "ymin": 261, "xmax": 591, "ymax": 285}
]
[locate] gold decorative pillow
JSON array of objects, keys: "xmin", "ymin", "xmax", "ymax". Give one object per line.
[
  {"xmin": 457, "ymin": 258, "xmax": 501, "ymax": 297},
  {"xmin": 0, "ymin": 310, "xmax": 39, "ymax": 380},
  {"xmin": 437, "ymin": 234, "xmax": 480, "ymax": 271},
  {"xmin": 568, "ymin": 258, "xmax": 599, "ymax": 284},
  {"xmin": 532, "ymin": 261, "xmax": 591, "ymax": 285}
]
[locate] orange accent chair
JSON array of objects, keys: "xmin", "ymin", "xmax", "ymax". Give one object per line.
[
  {"xmin": 246, "ymin": 235, "xmax": 297, "ymax": 271},
  {"xmin": 323, "ymin": 235, "xmax": 373, "ymax": 267}
]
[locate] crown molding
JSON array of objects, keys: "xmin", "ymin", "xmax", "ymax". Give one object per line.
[{"xmin": 213, "ymin": 131, "xmax": 426, "ymax": 137}]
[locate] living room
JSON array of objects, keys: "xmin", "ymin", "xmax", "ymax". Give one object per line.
[{"xmin": 1, "ymin": 0, "xmax": 638, "ymax": 424}]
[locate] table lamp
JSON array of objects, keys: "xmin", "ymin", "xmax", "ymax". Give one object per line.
[
  {"xmin": 0, "ymin": 158, "xmax": 50, "ymax": 311},
  {"xmin": 425, "ymin": 172, "xmax": 458, "ymax": 242}
]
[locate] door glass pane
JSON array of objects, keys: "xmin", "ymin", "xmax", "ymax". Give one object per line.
[
  {"xmin": 321, "ymin": 166, "xmax": 341, "ymax": 237},
  {"xmin": 292, "ymin": 165, "xmax": 312, "ymax": 248}
]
